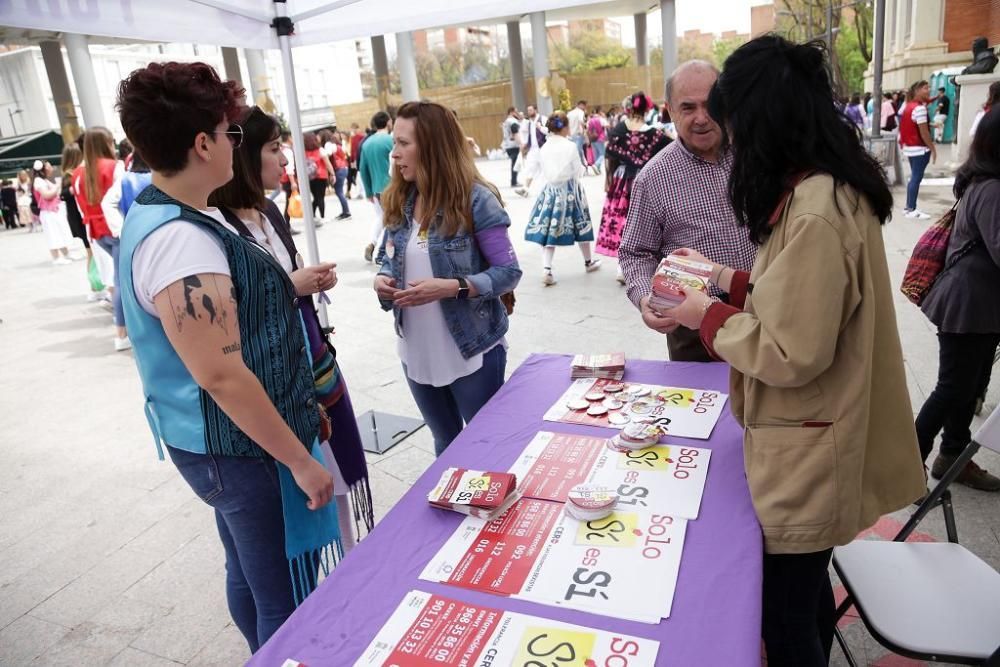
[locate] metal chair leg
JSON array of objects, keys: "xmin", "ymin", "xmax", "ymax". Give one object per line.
[
  {"xmin": 834, "ymin": 626, "xmax": 860, "ymax": 667},
  {"xmin": 941, "ymin": 489, "xmax": 959, "ymax": 543}
]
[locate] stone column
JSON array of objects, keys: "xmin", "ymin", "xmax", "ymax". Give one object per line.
[
  {"xmin": 371, "ymin": 35, "xmax": 390, "ymax": 109},
  {"xmin": 395, "ymin": 31, "xmax": 420, "ymax": 102},
  {"xmin": 507, "ymin": 21, "xmax": 526, "ymax": 112},
  {"xmin": 244, "ymin": 48, "xmax": 269, "ymax": 108},
  {"xmin": 221, "ymin": 46, "xmax": 243, "ymax": 87},
  {"xmin": 63, "ymin": 33, "xmax": 105, "ymax": 128},
  {"xmin": 909, "ymin": 0, "xmax": 946, "ymax": 49},
  {"xmin": 894, "ymin": 0, "xmax": 910, "ymax": 53},
  {"xmin": 39, "ymin": 40, "xmax": 80, "ymax": 142},
  {"xmin": 530, "ymin": 12, "xmax": 553, "ymax": 116},
  {"xmin": 634, "ymin": 13, "xmax": 648, "ymax": 66},
  {"xmin": 660, "ymin": 0, "xmax": 677, "ymax": 84}
]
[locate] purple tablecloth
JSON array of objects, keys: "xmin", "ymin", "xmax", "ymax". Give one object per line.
[{"xmin": 250, "ymin": 353, "xmax": 762, "ymax": 666}]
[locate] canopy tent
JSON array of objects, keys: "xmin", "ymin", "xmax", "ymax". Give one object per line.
[
  {"xmin": 0, "ymin": 130, "xmax": 64, "ymax": 178},
  {"xmin": 0, "ymin": 0, "xmax": 654, "ymax": 323}
]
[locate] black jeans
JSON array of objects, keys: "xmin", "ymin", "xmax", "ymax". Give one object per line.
[
  {"xmin": 308, "ymin": 178, "xmax": 327, "ymax": 219},
  {"xmin": 281, "ymin": 181, "xmax": 292, "ymax": 222},
  {"xmin": 506, "ymin": 147, "xmax": 520, "ymax": 186},
  {"xmin": 915, "ymin": 332, "xmax": 1000, "ymax": 460},
  {"xmin": 762, "ymin": 548, "xmax": 835, "ymax": 667}
]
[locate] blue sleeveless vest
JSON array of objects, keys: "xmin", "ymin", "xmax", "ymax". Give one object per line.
[{"xmin": 119, "ymin": 186, "xmax": 319, "ymax": 459}]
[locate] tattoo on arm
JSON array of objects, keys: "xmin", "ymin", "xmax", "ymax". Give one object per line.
[
  {"xmin": 166, "ymin": 275, "xmax": 234, "ymax": 336},
  {"xmin": 222, "ymin": 342, "xmax": 242, "ymax": 355}
]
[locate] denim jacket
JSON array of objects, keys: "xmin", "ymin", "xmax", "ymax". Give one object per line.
[{"xmin": 377, "ymin": 183, "xmax": 521, "ymax": 359}]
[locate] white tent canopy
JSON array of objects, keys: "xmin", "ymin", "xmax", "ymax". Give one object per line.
[
  {"xmin": 0, "ymin": 0, "xmax": 656, "ymax": 322},
  {"xmin": 0, "ymin": 0, "xmax": 653, "ymax": 47}
]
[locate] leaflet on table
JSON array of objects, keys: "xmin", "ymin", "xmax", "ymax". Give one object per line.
[
  {"xmin": 355, "ymin": 590, "xmax": 660, "ymax": 667},
  {"xmin": 544, "ymin": 378, "xmax": 728, "ymax": 440},
  {"xmin": 419, "ymin": 497, "xmax": 687, "ymax": 623},
  {"xmin": 508, "ymin": 431, "xmax": 711, "ymax": 520}
]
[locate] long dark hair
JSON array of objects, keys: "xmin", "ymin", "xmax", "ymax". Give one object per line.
[
  {"xmin": 708, "ymin": 35, "xmax": 892, "ymax": 244},
  {"xmin": 208, "ymin": 106, "xmax": 280, "ymax": 210},
  {"xmin": 955, "ymin": 108, "xmax": 1000, "ymax": 199}
]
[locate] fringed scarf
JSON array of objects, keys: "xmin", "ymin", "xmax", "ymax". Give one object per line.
[{"xmin": 233, "ymin": 201, "xmax": 376, "ymax": 536}]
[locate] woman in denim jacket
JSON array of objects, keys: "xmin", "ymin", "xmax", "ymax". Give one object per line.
[{"xmin": 373, "ymin": 101, "xmax": 522, "ymax": 455}]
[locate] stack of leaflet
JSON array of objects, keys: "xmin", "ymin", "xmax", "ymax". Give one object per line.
[{"xmin": 571, "ymin": 353, "xmax": 625, "ymax": 380}]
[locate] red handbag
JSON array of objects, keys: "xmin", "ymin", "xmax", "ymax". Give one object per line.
[{"xmin": 900, "ymin": 203, "xmax": 976, "ymax": 306}]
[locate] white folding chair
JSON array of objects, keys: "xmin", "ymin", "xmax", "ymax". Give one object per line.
[{"xmin": 832, "ymin": 405, "xmax": 1000, "ymax": 666}]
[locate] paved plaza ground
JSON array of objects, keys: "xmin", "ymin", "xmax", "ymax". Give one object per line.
[{"xmin": 1, "ymin": 154, "xmax": 998, "ymax": 666}]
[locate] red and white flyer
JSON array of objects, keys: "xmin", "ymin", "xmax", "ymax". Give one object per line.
[
  {"xmin": 355, "ymin": 590, "xmax": 660, "ymax": 667},
  {"xmin": 543, "ymin": 378, "xmax": 728, "ymax": 440},
  {"xmin": 509, "ymin": 431, "xmax": 711, "ymax": 520},
  {"xmin": 419, "ymin": 497, "xmax": 687, "ymax": 623}
]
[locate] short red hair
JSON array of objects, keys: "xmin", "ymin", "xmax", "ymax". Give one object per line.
[{"xmin": 116, "ymin": 62, "xmax": 244, "ymax": 176}]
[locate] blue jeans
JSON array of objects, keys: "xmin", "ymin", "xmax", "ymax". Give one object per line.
[
  {"xmin": 571, "ymin": 135, "xmax": 586, "ymax": 164},
  {"xmin": 906, "ymin": 151, "xmax": 930, "ymax": 211},
  {"xmin": 591, "ymin": 140, "xmax": 606, "ymax": 169},
  {"xmin": 95, "ymin": 235, "xmax": 124, "ymax": 327},
  {"xmin": 404, "ymin": 345, "xmax": 507, "ymax": 455},
  {"xmin": 167, "ymin": 446, "xmax": 305, "ymax": 653},
  {"xmin": 333, "ymin": 167, "xmax": 349, "ymax": 216}
]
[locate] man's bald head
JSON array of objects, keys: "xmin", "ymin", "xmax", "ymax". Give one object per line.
[
  {"xmin": 664, "ymin": 60, "xmax": 722, "ymax": 162},
  {"xmin": 664, "ymin": 60, "xmax": 719, "ymax": 105}
]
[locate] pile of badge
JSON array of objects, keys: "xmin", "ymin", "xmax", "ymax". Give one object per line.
[{"xmin": 565, "ymin": 382, "xmax": 671, "ymax": 430}]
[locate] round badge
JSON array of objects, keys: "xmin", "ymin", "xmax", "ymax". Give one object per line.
[
  {"xmin": 604, "ymin": 382, "xmax": 626, "ymax": 393},
  {"xmin": 584, "ymin": 391, "xmax": 606, "ymax": 402},
  {"xmin": 607, "ymin": 412, "xmax": 631, "ymax": 426},
  {"xmin": 629, "ymin": 399, "xmax": 654, "ymax": 415},
  {"xmin": 603, "ymin": 397, "xmax": 624, "ymax": 410},
  {"xmin": 566, "ymin": 399, "xmax": 589, "ymax": 411},
  {"xmin": 295, "ymin": 252, "xmax": 305, "ymax": 270},
  {"xmin": 567, "ymin": 484, "xmax": 618, "ymax": 511},
  {"xmin": 621, "ymin": 421, "xmax": 661, "ymax": 444},
  {"xmin": 385, "ymin": 240, "xmax": 396, "ymax": 259},
  {"xmin": 587, "ymin": 404, "xmax": 609, "ymax": 417}
]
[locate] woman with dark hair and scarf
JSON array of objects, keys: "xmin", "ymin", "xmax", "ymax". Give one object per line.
[
  {"xmin": 209, "ymin": 106, "xmax": 376, "ymax": 539},
  {"xmin": 663, "ymin": 36, "xmax": 924, "ymax": 665}
]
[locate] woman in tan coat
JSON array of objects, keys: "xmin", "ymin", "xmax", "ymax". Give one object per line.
[{"xmin": 665, "ymin": 36, "xmax": 925, "ymax": 666}]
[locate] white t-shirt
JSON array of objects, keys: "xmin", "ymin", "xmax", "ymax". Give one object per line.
[
  {"xmin": 132, "ymin": 209, "xmax": 231, "ymax": 316},
  {"xmin": 396, "ymin": 223, "xmax": 503, "ymax": 387},
  {"xmin": 902, "ymin": 104, "xmax": 930, "ymax": 157},
  {"xmin": 567, "ymin": 107, "xmax": 586, "ymax": 137}
]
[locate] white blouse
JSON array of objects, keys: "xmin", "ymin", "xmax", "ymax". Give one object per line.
[{"xmin": 538, "ymin": 134, "xmax": 584, "ymax": 186}]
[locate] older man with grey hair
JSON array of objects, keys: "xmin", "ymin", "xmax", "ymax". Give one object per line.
[{"xmin": 618, "ymin": 60, "xmax": 757, "ymax": 362}]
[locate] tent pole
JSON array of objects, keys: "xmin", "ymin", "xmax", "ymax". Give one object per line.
[
  {"xmin": 870, "ymin": 0, "xmax": 886, "ymax": 139},
  {"xmin": 272, "ymin": 0, "xmax": 329, "ymax": 327}
]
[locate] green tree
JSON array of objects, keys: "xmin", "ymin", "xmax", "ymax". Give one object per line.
[
  {"xmin": 711, "ymin": 37, "xmax": 744, "ymax": 68},
  {"xmin": 553, "ymin": 28, "xmax": 633, "ymax": 73}
]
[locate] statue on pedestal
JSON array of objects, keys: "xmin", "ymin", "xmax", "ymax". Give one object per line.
[{"xmin": 961, "ymin": 37, "xmax": 998, "ymax": 75}]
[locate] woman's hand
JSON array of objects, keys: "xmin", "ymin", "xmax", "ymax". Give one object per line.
[
  {"xmin": 374, "ymin": 274, "xmax": 400, "ymax": 300},
  {"xmin": 289, "ymin": 455, "xmax": 334, "ymax": 510},
  {"xmin": 291, "ymin": 262, "xmax": 337, "ymax": 296},
  {"xmin": 393, "ymin": 278, "xmax": 459, "ymax": 307},
  {"xmin": 672, "ymin": 248, "xmax": 731, "ymax": 286},
  {"xmin": 665, "ymin": 286, "xmax": 714, "ymax": 330}
]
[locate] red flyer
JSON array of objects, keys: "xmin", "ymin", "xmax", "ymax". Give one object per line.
[
  {"xmin": 518, "ymin": 432, "xmax": 606, "ymax": 501},
  {"xmin": 428, "ymin": 498, "xmax": 563, "ymax": 596},
  {"xmin": 356, "ymin": 591, "xmax": 661, "ymax": 667}
]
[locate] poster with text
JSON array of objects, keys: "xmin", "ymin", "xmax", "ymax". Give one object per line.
[
  {"xmin": 543, "ymin": 378, "xmax": 728, "ymax": 440},
  {"xmin": 355, "ymin": 590, "xmax": 660, "ymax": 667},
  {"xmin": 419, "ymin": 498, "xmax": 688, "ymax": 623},
  {"xmin": 509, "ymin": 431, "xmax": 712, "ymax": 520}
]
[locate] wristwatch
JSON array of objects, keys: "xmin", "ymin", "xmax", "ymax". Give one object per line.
[{"xmin": 455, "ymin": 276, "xmax": 470, "ymax": 300}]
